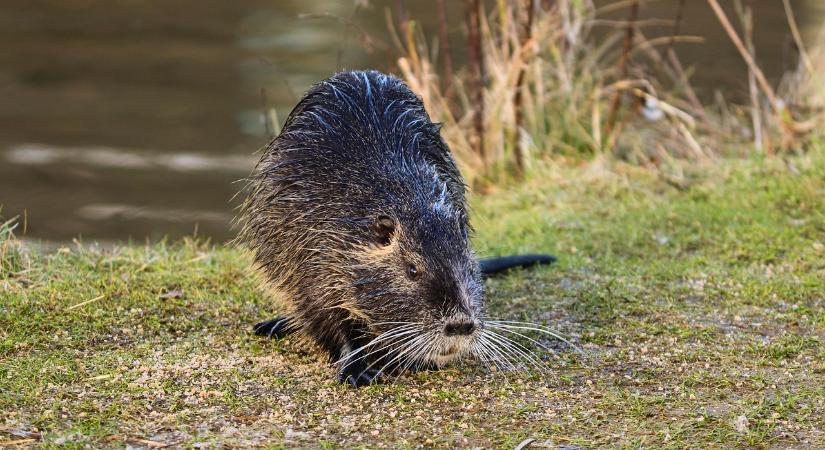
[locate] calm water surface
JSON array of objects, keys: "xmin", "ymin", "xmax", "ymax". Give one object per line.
[{"xmin": 1, "ymin": 0, "xmax": 823, "ymax": 243}]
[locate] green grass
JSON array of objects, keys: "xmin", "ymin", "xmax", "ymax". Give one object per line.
[{"xmin": 2, "ymin": 153, "xmax": 824, "ymax": 448}]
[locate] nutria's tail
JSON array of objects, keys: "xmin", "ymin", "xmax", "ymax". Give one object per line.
[{"xmin": 479, "ymin": 254, "xmax": 557, "ymax": 275}]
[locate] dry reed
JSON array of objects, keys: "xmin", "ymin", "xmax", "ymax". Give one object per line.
[{"xmin": 387, "ymin": 0, "xmax": 823, "ymax": 185}]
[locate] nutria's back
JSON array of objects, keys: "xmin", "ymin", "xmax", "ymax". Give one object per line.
[{"xmin": 239, "ymin": 71, "xmax": 484, "ymax": 386}]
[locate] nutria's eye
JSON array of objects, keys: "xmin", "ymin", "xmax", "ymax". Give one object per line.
[
  {"xmin": 372, "ymin": 215, "xmax": 395, "ymax": 246},
  {"xmin": 406, "ymin": 263, "xmax": 420, "ymax": 281}
]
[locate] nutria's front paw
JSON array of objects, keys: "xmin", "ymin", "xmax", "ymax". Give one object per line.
[
  {"xmin": 337, "ymin": 359, "xmax": 382, "ymax": 387},
  {"xmin": 253, "ymin": 316, "xmax": 293, "ymax": 339}
]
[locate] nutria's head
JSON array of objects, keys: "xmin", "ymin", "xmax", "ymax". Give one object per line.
[{"xmin": 352, "ymin": 200, "xmax": 484, "ymax": 367}]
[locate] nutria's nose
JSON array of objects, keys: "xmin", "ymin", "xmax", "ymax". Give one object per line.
[{"xmin": 444, "ymin": 321, "xmax": 476, "ymax": 336}]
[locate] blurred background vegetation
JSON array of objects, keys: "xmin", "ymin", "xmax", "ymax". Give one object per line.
[{"xmin": 1, "ymin": 0, "xmax": 824, "ymax": 243}]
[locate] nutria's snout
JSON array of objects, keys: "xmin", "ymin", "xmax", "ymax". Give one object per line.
[
  {"xmin": 443, "ymin": 320, "xmax": 476, "ymax": 336},
  {"xmin": 428, "ymin": 313, "xmax": 482, "ymax": 366}
]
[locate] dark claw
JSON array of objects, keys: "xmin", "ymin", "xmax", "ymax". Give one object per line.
[
  {"xmin": 337, "ymin": 359, "xmax": 382, "ymax": 387},
  {"xmin": 253, "ymin": 316, "xmax": 293, "ymax": 339}
]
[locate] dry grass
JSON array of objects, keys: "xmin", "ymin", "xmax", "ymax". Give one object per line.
[
  {"xmin": 0, "ymin": 216, "xmax": 29, "ymax": 281},
  {"xmin": 392, "ymin": 0, "xmax": 825, "ymax": 186}
]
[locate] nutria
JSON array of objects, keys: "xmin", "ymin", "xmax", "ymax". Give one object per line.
[{"xmin": 239, "ymin": 70, "xmax": 554, "ymax": 386}]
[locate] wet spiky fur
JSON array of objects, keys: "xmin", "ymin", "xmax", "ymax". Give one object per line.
[{"xmin": 238, "ymin": 71, "xmax": 485, "ymax": 386}]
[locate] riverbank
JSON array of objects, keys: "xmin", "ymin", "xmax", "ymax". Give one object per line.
[{"xmin": 2, "ymin": 153, "xmax": 823, "ymax": 448}]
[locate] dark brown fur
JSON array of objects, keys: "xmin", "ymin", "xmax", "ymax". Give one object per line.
[{"xmin": 238, "ymin": 71, "xmax": 484, "ymax": 386}]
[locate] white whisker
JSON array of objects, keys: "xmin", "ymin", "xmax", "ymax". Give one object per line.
[
  {"xmin": 482, "ymin": 329, "xmax": 548, "ymax": 374},
  {"xmin": 486, "ymin": 324, "xmax": 562, "ymax": 358},
  {"xmin": 373, "ymin": 332, "xmax": 433, "ymax": 379},
  {"xmin": 334, "ymin": 323, "xmax": 421, "ymax": 367},
  {"xmin": 487, "ymin": 320, "xmax": 585, "ymax": 355},
  {"xmin": 473, "ymin": 335, "xmax": 516, "ymax": 387},
  {"xmin": 475, "ymin": 334, "xmax": 515, "ymax": 373},
  {"xmin": 339, "ymin": 329, "xmax": 422, "ymax": 373}
]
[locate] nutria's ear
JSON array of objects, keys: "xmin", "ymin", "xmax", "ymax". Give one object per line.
[{"xmin": 371, "ymin": 215, "xmax": 395, "ymax": 246}]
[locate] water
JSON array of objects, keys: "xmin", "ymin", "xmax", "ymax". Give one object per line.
[{"xmin": 1, "ymin": 0, "xmax": 823, "ymax": 243}]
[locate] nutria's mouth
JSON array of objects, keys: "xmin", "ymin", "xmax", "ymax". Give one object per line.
[
  {"xmin": 439, "ymin": 344, "xmax": 462, "ymax": 356},
  {"xmin": 430, "ymin": 336, "xmax": 477, "ymax": 366},
  {"xmin": 438, "ymin": 349, "xmax": 459, "ymax": 357}
]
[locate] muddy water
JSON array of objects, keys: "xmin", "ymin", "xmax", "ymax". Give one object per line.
[{"xmin": 1, "ymin": 1, "xmax": 823, "ymax": 243}]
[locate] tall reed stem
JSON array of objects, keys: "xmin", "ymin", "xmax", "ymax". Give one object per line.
[
  {"xmin": 512, "ymin": 0, "xmax": 536, "ymax": 177},
  {"xmin": 604, "ymin": 0, "xmax": 639, "ymax": 144},
  {"xmin": 464, "ymin": 0, "xmax": 487, "ymax": 165},
  {"xmin": 436, "ymin": 0, "xmax": 455, "ymax": 96},
  {"xmin": 705, "ymin": 0, "xmax": 779, "ymax": 114}
]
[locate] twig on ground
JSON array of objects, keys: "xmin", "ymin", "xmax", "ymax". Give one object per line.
[
  {"xmin": 66, "ymin": 294, "xmax": 105, "ymax": 311},
  {"xmin": 130, "ymin": 438, "xmax": 176, "ymax": 448},
  {"xmin": 0, "ymin": 439, "xmax": 37, "ymax": 446},
  {"xmin": 515, "ymin": 437, "xmax": 536, "ymax": 450}
]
